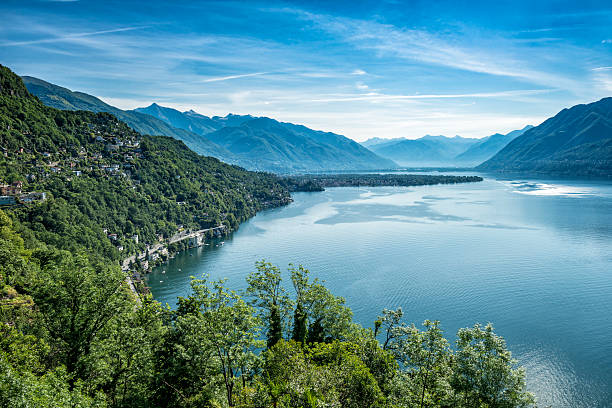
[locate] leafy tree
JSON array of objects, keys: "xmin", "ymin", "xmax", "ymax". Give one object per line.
[
  {"xmin": 30, "ymin": 250, "xmax": 131, "ymax": 386},
  {"xmin": 189, "ymin": 276, "xmax": 262, "ymax": 406},
  {"xmin": 451, "ymin": 323, "xmax": 535, "ymax": 407},
  {"xmin": 245, "ymin": 261, "xmax": 293, "ymax": 348},
  {"xmin": 392, "ymin": 320, "xmax": 452, "ymax": 408},
  {"xmin": 375, "ymin": 307, "xmax": 405, "ymax": 350}
]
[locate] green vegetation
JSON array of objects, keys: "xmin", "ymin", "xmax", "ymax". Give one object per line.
[
  {"xmin": 478, "ymin": 97, "xmax": 612, "ymax": 176},
  {"xmin": 1, "ymin": 64, "xmax": 290, "ymax": 262},
  {"xmin": 282, "ymin": 174, "xmax": 483, "ymax": 191},
  {"xmin": 2, "ymin": 65, "xmax": 534, "ymax": 406},
  {"xmin": 1, "ymin": 222, "xmax": 535, "ymax": 407}
]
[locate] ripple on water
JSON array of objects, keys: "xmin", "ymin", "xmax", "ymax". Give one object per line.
[{"xmin": 149, "ymin": 180, "xmax": 612, "ymax": 407}]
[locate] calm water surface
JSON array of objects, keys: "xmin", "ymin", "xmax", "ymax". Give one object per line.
[{"xmin": 148, "ymin": 174, "xmax": 612, "ymax": 407}]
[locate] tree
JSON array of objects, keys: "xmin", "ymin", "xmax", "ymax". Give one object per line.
[
  {"xmin": 451, "ymin": 323, "xmax": 535, "ymax": 407},
  {"xmin": 173, "ymin": 276, "xmax": 262, "ymax": 407},
  {"xmin": 374, "ymin": 307, "xmax": 405, "ymax": 350},
  {"xmin": 245, "ymin": 261, "xmax": 293, "ymax": 348},
  {"xmin": 30, "ymin": 250, "xmax": 131, "ymax": 386},
  {"xmin": 289, "ymin": 264, "xmax": 353, "ymax": 343},
  {"xmin": 289, "ymin": 265, "xmax": 314, "ymax": 344},
  {"xmin": 393, "ymin": 320, "xmax": 452, "ymax": 408}
]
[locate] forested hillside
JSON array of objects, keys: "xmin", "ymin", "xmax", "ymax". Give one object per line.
[
  {"xmin": 478, "ymin": 98, "xmax": 612, "ymax": 176},
  {"xmin": 22, "ymin": 76, "xmax": 236, "ymax": 162},
  {"xmin": 1, "ymin": 65, "xmax": 290, "ymax": 259},
  {"xmin": 1, "ymin": 65, "xmax": 534, "ymax": 407}
]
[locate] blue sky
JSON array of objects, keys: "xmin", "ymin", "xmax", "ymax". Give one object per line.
[{"xmin": 1, "ymin": 0, "xmax": 611, "ymax": 141}]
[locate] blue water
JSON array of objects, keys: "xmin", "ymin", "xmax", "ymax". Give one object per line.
[{"xmin": 148, "ymin": 174, "xmax": 612, "ymax": 407}]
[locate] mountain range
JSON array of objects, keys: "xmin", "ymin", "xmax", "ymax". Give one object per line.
[
  {"xmin": 22, "ymin": 75, "xmax": 611, "ymax": 176},
  {"xmin": 135, "ymin": 103, "xmax": 396, "ymax": 172},
  {"xmin": 23, "ymin": 77, "xmax": 395, "ymax": 173},
  {"xmin": 454, "ymin": 126, "xmax": 534, "ymax": 166},
  {"xmin": 21, "ymin": 76, "xmax": 235, "ymax": 162},
  {"xmin": 367, "ymin": 136, "xmax": 476, "ymax": 166},
  {"xmin": 363, "ymin": 127, "xmax": 533, "ymax": 167},
  {"xmin": 479, "ymin": 98, "xmax": 612, "ymax": 176}
]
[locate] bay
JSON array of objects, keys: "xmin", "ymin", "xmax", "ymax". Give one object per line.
[{"xmin": 148, "ymin": 174, "xmax": 612, "ymax": 407}]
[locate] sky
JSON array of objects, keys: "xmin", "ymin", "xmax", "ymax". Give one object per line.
[{"xmin": 1, "ymin": 0, "xmax": 611, "ymax": 141}]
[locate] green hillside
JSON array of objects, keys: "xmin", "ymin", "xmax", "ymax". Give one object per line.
[
  {"xmin": 1, "ymin": 65, "xmax": 533, "ymax": 408},
  {"xmin": 478, "ymin": 98, "xmax": 612, "ymax": 176},
  {"xmin": 2, "ymin": 65, "xmax": 290, "ymax": 260},
  {"xmin": 22, "ymin": 76, "xmax": 236, "ymax": 162}
]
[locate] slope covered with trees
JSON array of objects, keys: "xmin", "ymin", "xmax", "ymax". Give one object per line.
[
  {"xmin": 2, "ymin": 65, "xmax": 535, "ymax": 407},
  {"xmin": 2, "ymin": 65, "xmax": 290, "ymax": 260},
  {"xmin": 21, "ymin": 76, "xmax": 235, "ymax": 162},
  {"xmin": 478, "ymin": 98, "xmax": 612, "ymax": 176}
]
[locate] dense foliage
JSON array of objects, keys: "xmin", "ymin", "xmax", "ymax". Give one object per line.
[
  {"xmin": 1, "ymin": 65, "xmax": 290, "ymax": 259},
  {"xmin": 282, "ymin": 174, "xmax": 483, "ymax": 191},
  {"xmin": 1, "ymin": 65, "xmax": 535, "ymax": 407},
  {"xmin": 478, "ymin": 97, "xmax": 612, "ymax": 176},
  {"xmin": 1, "ymin": 222, "xmax": 535, "ymax": 407}
]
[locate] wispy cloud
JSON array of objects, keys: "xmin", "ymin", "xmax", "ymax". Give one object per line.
[
  {"xmin": 0, "ymin": 26, "xmax": 148, "ymax": 47},
  {"xmin": 309, "ymin": 89, "xmax": 553, "ymax": 103},
  {"xmin": 200, "ymin": 72, "xmax": 269, "ymax": 83},
  {"xmin": 284, "ymin": 9, "xmax": 585, "ymax": 93}
]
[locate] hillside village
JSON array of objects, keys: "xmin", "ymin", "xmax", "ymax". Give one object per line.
[{"xmin": 1, "ymin": 113, "xmax": 235, "ymax": 291}]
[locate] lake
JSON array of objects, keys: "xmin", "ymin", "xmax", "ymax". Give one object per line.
[{"xmin": 148, "ymin": 174, "xmax": 612, "ymax": 407}]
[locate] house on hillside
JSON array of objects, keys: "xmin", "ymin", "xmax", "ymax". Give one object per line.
[
  {"xmin": 19, "ymin": 192, "xmax": 47, "ymax": 204},
  {"xmin": 0, "ymin": 181, "xmax": 23, "ymax": 195}
]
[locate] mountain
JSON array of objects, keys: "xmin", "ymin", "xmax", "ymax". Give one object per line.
[
  {"xmin": 23, "ymin": 76, "xmax": 395, "ymax": 173},
  {"xmin": 454, "ymin": 126, "xmax": 533, "ymax": 166},
  {"xmin": 368, "ymin": 135, "xmax": 479, "ymax": 166},
  {"xmin": 1, "ymin": 64, "xmax": 290, "ymax": 256},
  {"xmin": 478, "ymin": 98, "xmax": 612, "ymax": 176},
  {"xmin": 137, "ymin": 103, "xmax": 396, "ymax": 172},
  {"xmin": 135, "ymin": 103, "xmax": 253, "ymax": 135},
  {"xmin": 202, "ymin": 117, "xmax": 397, "ymax": 172},
  {"xmin": 361, "ymin": 137, "xmax": 407, "ymax": 148},
  {"xmin": 21, "ymin": 76, "xmax": 236, "ymax": 162}
]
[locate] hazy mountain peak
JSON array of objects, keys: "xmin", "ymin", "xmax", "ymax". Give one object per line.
[{"xmin": 478, "ymin": 98, "xmax": 612, "ymax": 175}]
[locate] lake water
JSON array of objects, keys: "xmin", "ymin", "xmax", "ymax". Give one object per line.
[{"xmin": 148, "ymin": 174, "xmax": 612, "ymax": 407}]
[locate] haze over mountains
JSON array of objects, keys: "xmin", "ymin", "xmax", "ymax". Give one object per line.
[
  {"xmin": 23, "ymin": 76, "xmax": 395, "ymax": 173},
  {"xmin": 21, "ymin": 75, "xmax": 611, "ymax": 176},
  {"xmin": 137, "ymin": 103, "xmax": 396, "ymax": 172},
  {"xmin": 363, "ymin": 127, "xmax": 532, "ymax": 167},
  {"xmin": 479, "ymin": 98, "xmax": 612, "ymax": 176}
]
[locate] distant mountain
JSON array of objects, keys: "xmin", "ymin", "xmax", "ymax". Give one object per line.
[
  {"xmin": 22, "ymin": 76, "xmax": 235, "ymax": 162},
  {"xmin": 23, "ymin": 76, "xmax": 395, "ymax": 173},
  {"xmin": 454, "ymin": 126, "xmax": 533, "ymax": 166},
  {"xmin": 202, "ymin": 117, "xmax": 397, "ymax": 172},
  {"xmin": 134, "ymin": 104, "xmax": 254, "ymax": 136},
  {"xmin": 478, "ymin": 98, "xmax": 612, "ymax": 176},
  {"xmin": 368, "ymin": 135, "xmax": 479, "ymax": 166},
  {"xmin": 361, "ymin": 137, "xmax": 407, "ymax": 148}
]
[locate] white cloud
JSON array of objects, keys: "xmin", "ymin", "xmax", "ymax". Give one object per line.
[
  {"xmin": 200, "ymin": 72, "xmax": 269, "ymax": 83},
  {"xmin": 308, "ymin": 89, "xmax": 553, "ymax": 103},
  {"xmin": 287, "ymin": 10, "xmax": 585, "ymax": 93},
  {"xmin": 0, "ymin": 26, "xmax": 148, "ymax": 47}
]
